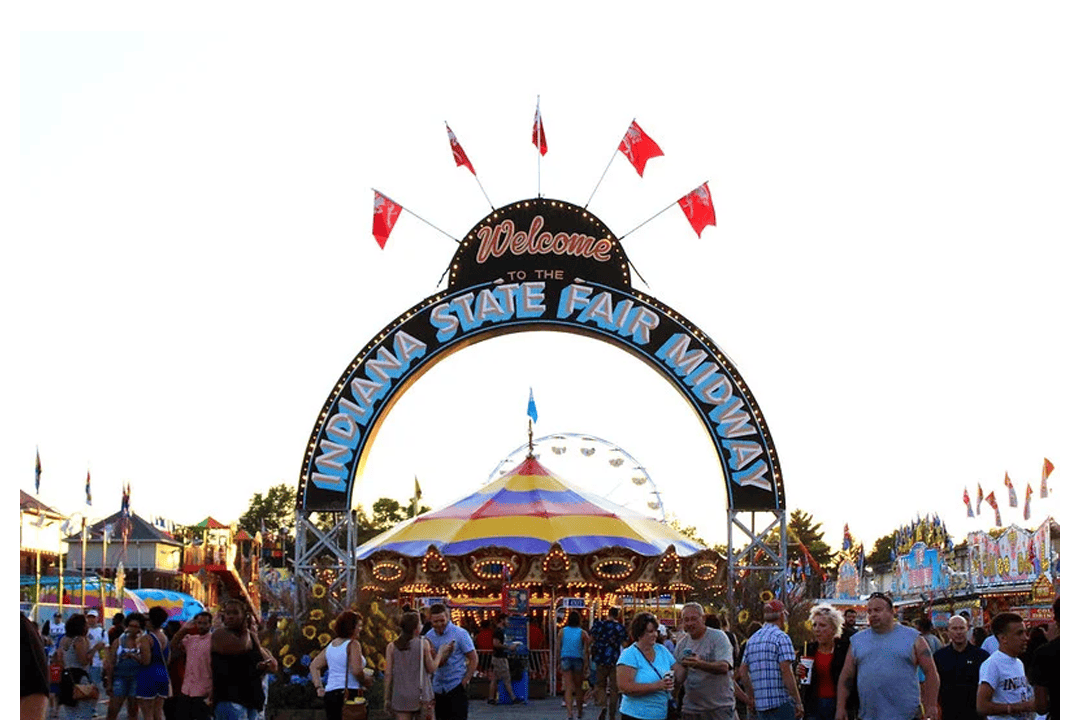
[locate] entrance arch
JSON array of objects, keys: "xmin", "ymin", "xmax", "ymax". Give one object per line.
[{"xmin": 294, "ymin": 199, "xmax": 787, "ymax": 607}]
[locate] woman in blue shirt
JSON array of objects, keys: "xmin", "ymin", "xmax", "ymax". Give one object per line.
[
  {"xmin": 617, "ymin": 613, "xmax": 676, "ymax": 720},
  {"xmin": 558, "ymin": 611, "xmax": 592, "ymax": 720}
]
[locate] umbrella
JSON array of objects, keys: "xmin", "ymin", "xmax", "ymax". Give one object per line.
[{"xmin": 129, "ymin": 589, "xmax": 205, "ymax": 621}]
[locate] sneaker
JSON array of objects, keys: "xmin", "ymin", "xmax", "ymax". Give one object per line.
[
  {"xmin": 487, "ymin": 699, "xmax": 497, "ymax": 705},
  {"xmin": 511, "ymin": 698, "xmax": 525, "ymax": 705}
]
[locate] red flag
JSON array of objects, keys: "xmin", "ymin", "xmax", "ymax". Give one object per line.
[
  {"xmin": 678, "ymin": 183, "xmax": 717, "ymax": 237},
  {"xmin": 986, "ymin": 491, "xmax": 1001, "ymax": 526},
  {"xmin": 445, "ymin": 123, "xmax": 476, "ymax": 175},
  {"xmin": 372, "ymin": 191, "xmax": 402, "ymax": 249},
  {"xmin": 1004, "ymin": 472, "xmax": 1018, "ymax": 507},
  {"xmin": 963, "ymin": 487, "xmax": 974, "ymax": 518},
  {"xmin": 1024, "ymin": 483, "xmax": 1033, "ymax": 521},
  {"xmin": 1040, "ymin": 457, "xmax": 1054, "ymax": 498},
  {"xmin": 976, "ymin": 482, "xmax": 984, "ymax": 515},
  {"xmin": 532, "ymin": 100, "xmax": 547, "ymax": 156},
  {"xmin": 619, "ymin": 121, "xmax": 664, "ymax": 177}
]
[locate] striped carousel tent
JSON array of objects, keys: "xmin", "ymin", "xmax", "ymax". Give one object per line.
[{"xmin": 356, "ymin": 454, "xmax": 703, "ymax": 560}]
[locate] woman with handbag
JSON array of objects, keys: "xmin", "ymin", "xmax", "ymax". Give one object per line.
[
  {"xmin": 385, "ymin": 612, "xmax": 450, "ymax": 720},
  {"xmin": 616, "ymin": 613, "xmax": 677, "ymax": 720},
  {"xmin": 310, "ymin": 611, "xmax": 372, "ymax": 720},
  {"xmin": 57, "ymin": 613, "xmax": 98, "ymax": 720}
]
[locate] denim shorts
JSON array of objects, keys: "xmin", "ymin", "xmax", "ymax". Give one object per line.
[
  {"xmin": 113, "ymin": 674, "xmax": 139, "ymax": 698},
  {"xmin": 560, "ymin": 657, "xmax": 584, "ymax": 672}
]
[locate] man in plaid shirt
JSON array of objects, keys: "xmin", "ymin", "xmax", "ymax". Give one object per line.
[
  {"xmin": 738, "ymin": 600, "xmax": 803, "ymax": 719},
  {"xmin": 590, "ymin": 607, "xmax": 628, "ymax": 720}
]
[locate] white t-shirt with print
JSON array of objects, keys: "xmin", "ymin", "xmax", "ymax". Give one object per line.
[{"xmin": 978, "ymin": 650, "xmax": 1034, "ymax": 720}]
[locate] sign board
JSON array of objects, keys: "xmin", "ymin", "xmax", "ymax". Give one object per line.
[
  {"xmin": 968, "ymin": 520, "xmax": 1053, "ymax": 587},
  {"xmin": 894, "ymin": 542, "xmax": 946, "ymax": 595},
  {"xmin": 560, "ymin": 597, "xmax": 586, "ymax": 609},
  {"xmin": 505, "ymin": 615, "xmax": 529, "ymax": 654}
]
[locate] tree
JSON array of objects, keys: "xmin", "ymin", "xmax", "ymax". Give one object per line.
[
  {"xmin": 239, "ymin": 484, "xmax": 296, "ymax": 536},
  {"xmin": 866, "ymin": 532, "xmax": 895, "ymax": 568},
  {"xmin": 787, "ymin": 509, "xmax": 833, "ymax": 570}
]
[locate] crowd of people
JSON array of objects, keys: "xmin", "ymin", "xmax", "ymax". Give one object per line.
[
  {"xmin": 21, "ymin": 593, "xmax": 1059, "ymax": 720},
  {"xmin": 21, "ymin": 599, "xmax": 278, "ymax": 720}
]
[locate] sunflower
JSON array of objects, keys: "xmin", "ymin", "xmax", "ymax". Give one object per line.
[
  {"xmin": 279, "ymin": 644, "xmax": 290, "ymax": 657},
  {"xmin": 283, "ymin": 654, "xmax": 297, "ymax": 668},
  {"xmin": 309, "ymin": 608, "xmax": 324, "ymax": 621},
  {"xmin": 738, "ymin": 609, "xmax": 750, "ymax": 624},
  {"xmin": 760, "ymin": 590, "xmax": 774, "ymax": 602},
  {"xmin": 312, "ymin": 584, "xmax": 327, "ymax": 599},
  {"xmin": 303, "ymin": 625, "xmax": 317, "ymax": 640},
  {"xmin": 318, "ymin": 633, "xmax": 332, "ymax": 646},
  {"xmin": 804, "ymin": 620, "xmax": 812, "ymax": 631}
]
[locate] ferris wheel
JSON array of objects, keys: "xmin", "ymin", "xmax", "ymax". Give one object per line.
[{"xmin": 486, "ymin": 433, "xmax": 668, "ymax": 523}]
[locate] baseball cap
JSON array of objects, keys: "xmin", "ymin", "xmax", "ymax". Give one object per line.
[
  {"xmin": 764, "ymin": 600, "xmax": 785, "ymax": 615},
  {"xmin": 86, "ymin": 609, "xmax": 98, "ymax": 618},
  {"xmin": 53, "ymin": 611, "xmax": 63, "ymax": 617}
]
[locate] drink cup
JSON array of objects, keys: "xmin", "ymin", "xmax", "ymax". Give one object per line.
[{"xmin": 799, "ymin": 657, "xmax": 813, "ymax": 685}]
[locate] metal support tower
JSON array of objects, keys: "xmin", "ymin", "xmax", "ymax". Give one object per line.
[
  {"xmin": 727, "ymin": 508, "xmax": 788, "ymax": 608},
  {"xmin": 293, "ymin": 509, "xmax": 357, "ymax": 613}
]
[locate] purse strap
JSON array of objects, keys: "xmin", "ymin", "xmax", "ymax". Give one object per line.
[{"xmin": 634, "ymin": 643, "xmax": 667, "ymax": 682}]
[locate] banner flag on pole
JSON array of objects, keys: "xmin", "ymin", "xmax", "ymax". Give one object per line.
[
  {"xmin": 1004, "ymin": 472, "xmax": 1017, "ymax": 507},
  {"xmin": 372, "ymin": 191, "xmax": 403, "ymax": 249},
  {"xmin": 678, "ymin": 182, "xmax": 717, "ymax": 237},
  {"xmin": 986, "ymin": 491, "xmax": 1001, "ymax": 526},
  {"xmin": 532, "ymin": 99, "xmax": 547, "ymax": 156},
  {"xmin": 963, "ymin": 487, "xmax": 974, "ymax": 518},
  {"xmin": 527, "ymin": 388, "xmax": 538, "ymax": 423},
  {"xmin": 619, "ymin": 120, "xmax": 664, "ymax": 177},
  {"xmin": 446, "ymin": 123, "xmax": 476, "ymax": 175},
  {"xmin": 85, "ymin": 471, "xmax": 92, "ymax": 506},
  {"xmin": 35, "ymin": 448, "xmax": 41, "ymax": 495},
  {"xmin": 1040, "ymin": 457, "xmax": 1054, "ymax": 498},
  {"xmin": 976, "ymin": 482, "xmax": 984, "ymax": 515},
  {"xmin": 842, "ymin": 523, "xmax": 852, "ymax": 551},
  {"xmin": 1024, "ymin": 483, "xmax": 1033, "ymax": 520}
]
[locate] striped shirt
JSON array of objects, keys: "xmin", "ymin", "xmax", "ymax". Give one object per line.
[{"xmin": 743, "ymin": 623, "xmax": 796, "ymax": 711}]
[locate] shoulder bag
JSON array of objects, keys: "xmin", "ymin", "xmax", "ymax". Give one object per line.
[{"xmin": 634, "ymin": 645, "xmax": 679, "ymax": 720}]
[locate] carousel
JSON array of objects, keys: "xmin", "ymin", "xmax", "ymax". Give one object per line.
[{"xmin": 355, "ymin": 448, "xmax": 725, "ymax": 694}]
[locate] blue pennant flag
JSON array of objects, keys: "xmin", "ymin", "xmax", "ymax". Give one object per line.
[{"xmin": 527, "ymin": 388, "xmax": 538, "ymax": 423}]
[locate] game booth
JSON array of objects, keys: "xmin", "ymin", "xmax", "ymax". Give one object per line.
[{"xmin": 354, "ymin": 452, "xmax": 726, "ymax": 699}]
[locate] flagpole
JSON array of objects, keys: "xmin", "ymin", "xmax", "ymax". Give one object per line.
[
  {"xmin": 584, "ymin": 145, "xmax": 621, "ymax": 209},
  {"xmin": 372, "ymin": 189, "xmax": 461, "ymax": 244},
  {"xmin": 81, "ymin": 519, "xmax": 87, "ymax": 607},
  {"xmin": 58, "ymin": 527, "xmax": 65, "ymax": 614},
  {"xmin": 586, "ymin": 118, "xmax": 635, "ymax": 210},
  {"xmin": 536, "ymin": 95, "xmax": 542, "ymax": 198},
  {"xmin": 619, "ymin": 198, "xmax": 680, "ymax": 242}
]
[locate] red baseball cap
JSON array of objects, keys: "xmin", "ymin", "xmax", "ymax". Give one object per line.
[{"xmin": 764, "ymin": 600, "xmax": 786, "ymax": 615}]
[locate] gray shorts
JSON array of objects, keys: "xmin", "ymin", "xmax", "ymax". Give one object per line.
[
  {"xmin": 491, "ymin": 656, "xmax": 512, "ymax": 684},
  {"xmin": 681, "ymin": 708, "xmax": 736, "ymax": 720}
]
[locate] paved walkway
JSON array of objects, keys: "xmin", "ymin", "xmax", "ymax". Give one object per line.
[{"xmin": 471, "ymin": 697, "xmax": 604, "ymax": 720}]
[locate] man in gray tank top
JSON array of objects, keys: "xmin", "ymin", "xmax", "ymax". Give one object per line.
[{"xmin": 835, "ymin": 592, "xmax": 941, "ymax": 720}]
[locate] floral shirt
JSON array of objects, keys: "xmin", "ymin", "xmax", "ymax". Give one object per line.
[{"xmin": 589, "ymin": 619, "xmax": 628, "ymax": 666}]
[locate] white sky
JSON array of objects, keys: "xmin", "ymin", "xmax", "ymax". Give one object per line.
[{"xmin": 8, "ymin": 5, "xmax": 1078, "ymax": 571}]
